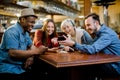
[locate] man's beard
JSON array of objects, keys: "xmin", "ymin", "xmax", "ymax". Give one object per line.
[{"xmin": 93, "ymin": 25, "xmax": 98, "ymax": 33}]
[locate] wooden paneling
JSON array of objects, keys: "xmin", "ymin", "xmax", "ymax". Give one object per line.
[{"xmin": 84, "ymin": 0, "xmax": 92, "ymax": 16}]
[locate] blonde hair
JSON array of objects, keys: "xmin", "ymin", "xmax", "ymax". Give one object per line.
[{"xmin": 60, "ymin": 19, "xmax": 76, "ymax": 31}]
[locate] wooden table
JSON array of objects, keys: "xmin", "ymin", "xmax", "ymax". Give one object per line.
[
  {"xmin": 39, "ymin": 51, "xmax": 120, "ymax": 68},
  {"xmin": 38, "ymin": 51, "xmax": 120, "ymax": 80}
]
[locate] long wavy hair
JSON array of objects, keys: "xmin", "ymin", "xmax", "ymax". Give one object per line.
[{"xmin": 41, "ymin": 19, "xmax": 58, "ymax": 46}]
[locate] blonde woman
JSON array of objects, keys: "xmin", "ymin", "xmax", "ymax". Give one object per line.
[{"xmin": 60, "ymin": 19, "xmax": 93, "ymax": 51}]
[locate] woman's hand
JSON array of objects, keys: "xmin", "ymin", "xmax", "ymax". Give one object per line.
[
  {"xmin": 48, "ymin": 47, "xmax": 59, "ymax": 53},
  {"xmin": 51, "ymin": 37, "xmax": 58, "ymax": 45},
  {"xmin": 64, "ymin": 46, "xmax": 74, "ymax": 52}
]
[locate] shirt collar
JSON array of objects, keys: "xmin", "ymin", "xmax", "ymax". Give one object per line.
[
  {"xmin": 15, "ymin": 22, "xmax": 24, "ymax": 34},
  {"xmin": 95, "ymin": 24, "xmax": 105, "ymax": 36}
]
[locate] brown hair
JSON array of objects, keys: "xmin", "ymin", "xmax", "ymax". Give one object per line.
[
  {"xmin": 84, "ymin": 13, "xmax": 101, "ymax": 25},
  {"xmin": 42, "ymin": 19, "xmax": 58, "ymax": 45}
]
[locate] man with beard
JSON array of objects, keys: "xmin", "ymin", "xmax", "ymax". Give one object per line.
[
  {"xmin": 59, "ymin": 13, "xmax": 120, "ymax": 79},
  {"xmin": 0, "ymin": 8, "xmax": 48, "ymax": 80}
]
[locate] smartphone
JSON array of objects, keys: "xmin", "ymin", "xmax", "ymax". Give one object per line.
[{"xmin": 58, "ymin": 36, "xmax": 66, "ymax": 41}]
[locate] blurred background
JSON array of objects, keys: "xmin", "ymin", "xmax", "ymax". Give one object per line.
[{"xmin": 0, "ymin": 0, "xmax": 120, "ymax": 35}]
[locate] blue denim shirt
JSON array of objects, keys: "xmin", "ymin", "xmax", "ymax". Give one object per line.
[
  {"xmin": 0, "ymin": 22, "xmax": 32, "ymax": 74},
  {"xmin": 74, "ymin": 24, "xmax": 120, "ymax": 74},
  {"xmin": 81, "ymin": 30, "xmax": 93, "ymax": 44}
]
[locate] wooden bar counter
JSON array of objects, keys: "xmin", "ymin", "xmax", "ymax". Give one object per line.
[
  {"xmin": 39, "ymin": 51, "xmax": 120, "ymax": 68},
  {"xmin": 37, "ymin": 51, "xmax": 120, "ymax": 80}
]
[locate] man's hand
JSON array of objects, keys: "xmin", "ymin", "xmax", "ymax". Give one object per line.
[
  {"xmin": 31, "ymin": 45, "xmax": 48, "ymax": 55},
  {"xmin": 38, "ymin": 46, "xmax": 48, "ymax": 55},
  {"xmin": 58, "ymin": 35, "xmax": 75, "ymax": 47},
  {"xmin": 24, "ymin": 56, "xmax": 34, "ymax": 69}
]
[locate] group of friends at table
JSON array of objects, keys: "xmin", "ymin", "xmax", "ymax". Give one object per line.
[{"xmin": 0, "ymin": 8, "xmax": 120, "ymax": 80}]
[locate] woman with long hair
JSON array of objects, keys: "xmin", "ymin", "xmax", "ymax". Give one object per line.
[{"xmin": 33, "ymin": 18, "xmax": 59, "ymax": 49}]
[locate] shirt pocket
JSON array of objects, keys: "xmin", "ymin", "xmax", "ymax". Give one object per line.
[{"xmin": 19, "ymin": 35, "xmax": 27, "ymax": 50}]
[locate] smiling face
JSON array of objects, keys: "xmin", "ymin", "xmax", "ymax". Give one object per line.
[
  {"xmin": 42, "ymin": 19, "xmax": 57, "ymax": 36},
  {"xmin": 21, "ymin": 16, "xmax": 37, "ymax": 33},
  {"xmin": 46, "ymin": 22, "xmax": 55, "ymax": 35},
  {"xmin": 84, "ymin": 17, "xmax": 98, "ymax": 34},
  {"xmin": 61, "ymin": 19, "xmax": 76, "ymax": 36},
  {"xmin": 84, "ymin": 13, "xmax": 101, "ymax": 34},
  {"xmin": 61, "ymin": 24, "xmax": 75, "ymax": 36}
]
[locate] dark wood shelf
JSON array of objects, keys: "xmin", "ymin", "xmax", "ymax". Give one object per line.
[
  {"xmin": 0, "ymin": 2, "xmax": 61, "ymax": 16},
  {"xmin": 0, "ymin": 0, "xmax": 81, "ymax": 17},
  {"xmin": 41, "ymin": 0, "xmax": 81, "ymax": 14}
]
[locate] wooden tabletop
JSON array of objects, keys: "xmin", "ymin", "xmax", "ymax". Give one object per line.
[{"xmin": 39, "ymin": 51, "xmax": 120, "ymax": 68}]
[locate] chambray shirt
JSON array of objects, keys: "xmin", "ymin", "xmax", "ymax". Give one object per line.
[
  {"xmin": 81, "ymin": 29, "xmax": 93, "ymax": 44},
  {"xmin": 74, "ymin": 24, "xmax": 120, "ymax": 74},
  {"xmin": 0, "ymin": 22, "xmax": 32, "ymax": 74}
]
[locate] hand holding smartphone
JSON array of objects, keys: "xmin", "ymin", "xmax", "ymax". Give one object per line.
[{"xmin": 58, "ymin": 36, "xmax": 66, "ymax": 41}]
